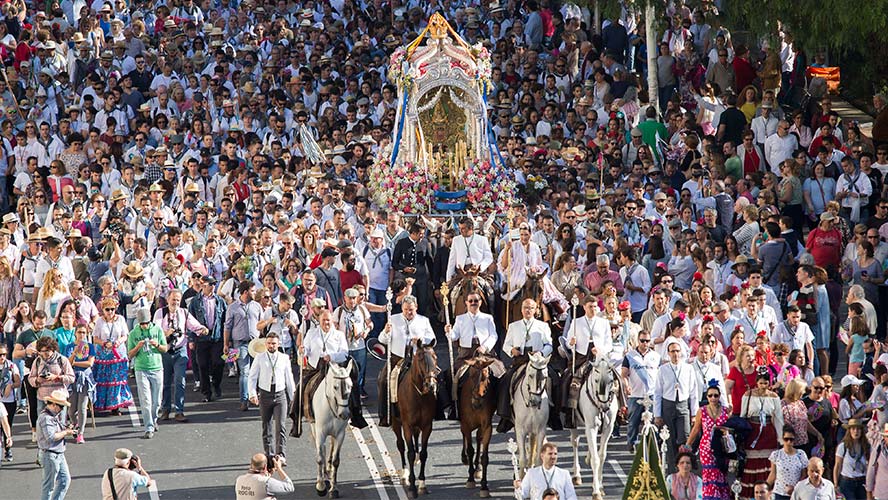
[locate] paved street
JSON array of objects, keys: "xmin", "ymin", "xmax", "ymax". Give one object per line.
[{"xmin": 3, "ymin": 349, "xmax": 635, "ymax": 500}]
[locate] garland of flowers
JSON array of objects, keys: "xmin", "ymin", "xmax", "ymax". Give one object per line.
[
  {"xmin": 525, "ymin": 174, "xmax": 549, "ymax": 195},
  {"xmin": 462, "ymin": 159, "xmax": 517, "ymax": 217},
  {"xmin": 368, "ymin": 146, "xmax": 430, "ymax": 214}
]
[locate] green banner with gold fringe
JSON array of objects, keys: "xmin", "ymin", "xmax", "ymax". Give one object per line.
[{"xmin": 622, "ymin": 429, "xmax": 670, "ymax": 500}]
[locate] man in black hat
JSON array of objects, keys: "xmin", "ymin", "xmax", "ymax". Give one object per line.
[{"xmin": 188, "ymin": 275, "xmax": 228, "ymax": 402}]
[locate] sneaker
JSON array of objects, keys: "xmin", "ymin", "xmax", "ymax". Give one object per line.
[
  {"xmin": 15, "ymin": 406, "xmax": 25, "ymax": 415},
  {"xmin": 31, "ymin": 430, "xmax": 36, "ymax": 443},
  {"xmin": 3, "ymin": 450, "xmax": 12, "ymax": 462},
  {"xmin": 143, "ymin": 431, "xmax": 154, "ymax": 439},
  {"xmin": 193, "ymin": 381, "xmax": 201, "ymax": 392},
  {"xmin": 75, "ymin": 434, "xmax": 85, "ymax": 444},
  {"xmin": 228, "ymin": 367, "xmax": 237, "ymax": 378},
  {"xmin": 360, "ymin": 390, "xmax": 368, "ymax": 400}
]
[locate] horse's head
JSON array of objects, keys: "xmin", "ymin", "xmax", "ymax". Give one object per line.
[
  {"xmin": 325, "ymin": 359, "xmax": 353, "ymax": 420},
  {"xmin": 464, "ymin": 355, "xmax": 494, "ymax": 408},
  {"xmin": 524, "ymin": 352, "xmax": 551, "ymax": 408},
  {"xmin": 410, "ymin": 346, "xmax": 440, "ymax": 397}
]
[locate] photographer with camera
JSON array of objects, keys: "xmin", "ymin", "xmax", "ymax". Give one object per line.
[
  {"xmin": 153, "ymin": 289, "xmax": 208, "ymax": 423},
  {"xmin": 101, "ymin": 448, "xmax": 154, "ymax": 500},
  {"xmin": 235, "ymin": 452, "xmax": 294, "ymax": 500}
]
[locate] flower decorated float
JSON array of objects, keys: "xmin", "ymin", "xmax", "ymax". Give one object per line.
[{"xmin": 368, "ymin": 12, "xmax": 515, "ymax": 217}]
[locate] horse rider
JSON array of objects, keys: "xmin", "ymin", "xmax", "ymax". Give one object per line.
[
  {"xmin": 444, "ymin": 291, "xmax": 501, "ymax": 418},
  {"xmin": 298, "ymin": 310, "xmax": 367, "ymax": 429},
  {"xmin": 497, "ymin": 222, "xmax": 542, "ymax": 302},
  {"xmin": 496, "ymin": 298, "xmax": 552, "ymax": 433},
  {"xmin": 513, "ymin": 443, "xmax": 578, "ymax": 500},
  {"xmin": 376, "ymin": 295, "xmax": 435, "ymax": 427},
  {"xmin": 559, "ymin": 295, "xmax": 613, "ymax": 428},
  {"xmin": 446, "ymin": 216, "xmax": 495, "ymax": 303}
]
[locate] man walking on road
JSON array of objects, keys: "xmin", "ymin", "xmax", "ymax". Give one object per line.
[
  {"xmin": 188, "ymin": 275, "xmax": 228, "ymax": 402},
  {"xmin": 37, "ymin": 389, "xmax": 74, "ymax": 500},
  {"xmin": 224, "ymin": 281, "xmax": 263, "ymax": 411},
  {"xmin": 127, "ymin": 309, "xmax": 168, "ymax": 439},
  {"xmin": 248, "ymin": 333, "xmax": 295, "ymax": 461}
]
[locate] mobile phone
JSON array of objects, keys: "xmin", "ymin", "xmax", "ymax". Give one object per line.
[{"xmin": 862, "ymin": 270, "xmax": 869, "ymax": 277}]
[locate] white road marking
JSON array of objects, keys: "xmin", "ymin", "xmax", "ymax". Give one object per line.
[
  {"xmin": 365, "ymin": 415, "xmax": 408, "ymax": 500},
  {"xmin": 127, "ymin": 403, "xmax": 141, "ymax": 429},
  {"xmin": 350, "ymin": 425, "xmax": 390, "ymax": 500},
  {"xmin": 148, "ymin": 481, "xmax": 160, "ymax": 500},
  {"xmin": 611, "ymin": 460, "xmax": 627, "ymax": 485}
]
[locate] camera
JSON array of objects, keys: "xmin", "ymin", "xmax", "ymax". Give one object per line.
[
  {"xmin": 266, "ymin": 454, "xmax": 279, "ymax": 472},
  {"xmin": 128, "ymin": 455, "xmax": 140, "ymax": 470},
  {"xmin": 103, "ymin": 220, "xmax": 126, "ymax": 245},
  {"xmin": 166, "ymin": 329, "xmax": 184, "ymax": 354},
  {"xmin": 40, "ymin": 365, "xmax": 52, "ymax": 379}
]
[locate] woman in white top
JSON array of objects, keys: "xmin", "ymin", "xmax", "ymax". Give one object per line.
[
  {"xmin": 35, "ymin": 268, "xmax": 69, "ymax": 320},
  {"xmin": 767, "ymin": 427, "xmax": 808, "ymax": 500},
  {"xmin": 833, "ymin": 419, "xmax": 868, "ymax": 500}
]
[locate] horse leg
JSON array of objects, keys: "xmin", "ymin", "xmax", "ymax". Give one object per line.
[
  {"xmin": 595, "ymin": 406, "xmax": 617, "ymax": 499},
  {"xmin": 463, "ymin": 427, "xmax": 476, "ymax": 488},
  {"xmin": 417, "ymin": 426, "xmax": 431, "ymax": 495},
  {"xmin": 405, "ymin": 427, "xmax": 418, "ymax": 499},
  {"xmin": 478, "ymin": 423, "xmax": 492, "ymax": 498},
  {"xmin": 588, "ymin": 421, "xmax": 602, "ymax": 499},
  {"xmin": 394, "ymin": 420, "xmax": 407, "ymax": 485},
  {"xmin": 516, "ymin": 424, "xmax": 527, "ymax": 479},
  {"xmin": 315, "ymin": 434, "xmax": 328, "ymax": 496},
  {"xmin": 473, "ymin": 429, "xmax": 483, "ymax": 482},
  {"xmin": 570, "ymin": 428, "xmax": 583, "ymax": 485},
  {"xmin": 460, "ymin": 425, "xmax": 470, "ymax": 466},
  {"xmin": 329, "ymin": 434, "xmax": 343, "ymax": 499}
]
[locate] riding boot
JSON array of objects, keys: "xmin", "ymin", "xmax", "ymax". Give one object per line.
[
  {"xmin": 547, "ymin": 408, "xmax": 564, "ymax": 431},
  {"xmin": 377, "ymin": 375, "xmax": 390, "ymax": 427},
  {"xmin": 349, "ymin": 388, "xmax": 368, "ymax": 429},
  {"xmin": 496, "ymin": 415, "xmax": 513, "ymax": 434}
]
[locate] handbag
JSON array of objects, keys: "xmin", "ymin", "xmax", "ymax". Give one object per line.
[{"xmin": 721, "ymin": 431, "xmax": 737, "ymax": 454}]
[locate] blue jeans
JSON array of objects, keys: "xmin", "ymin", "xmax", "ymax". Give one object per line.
[
  {"xmin": 350, "ymin": 348, "xmax": 367, "ymax": 393},
  {"xmin": 162, "ymin": 350, "xmax": 188, "ymax": 413},
  {"xmin": 236, "ymin": 343, "xmax": 252, "ymax": 402},
  {"xmin": 626, "ymin": 397, "xmax": 644, "ymax": 447},
  {"xmin": 135, "ymin": 369, "xmax": 163, "ymax": 432},
  {"xmin": 368, "ymin": 288, "xmax": 388, "ymax": 339},
  {"xmin": 40, "ymin": 450, "xmax": 70, "ymax": 500},
  {"xmin": 838, "ymin": 477, "xmax": 866, "ymax": 500}
]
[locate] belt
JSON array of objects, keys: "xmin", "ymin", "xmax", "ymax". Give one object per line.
[
  {"xmin": 840, "ymin": 475, "xmax": 865, "ymax": 481},
  {"xmin": 40, "ymin": 449, "xmax": 63, "ymax": 455}
]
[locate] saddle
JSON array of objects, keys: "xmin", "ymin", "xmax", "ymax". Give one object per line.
[
  {"xmin": 388, "ymin": 359, "xmax": 411, "ymax": 404},
  {"xmin": 302, "ymin": 368, "xmax": 326, "ymax": 422},
  {"xmin": 566, "ymin": 362, "xmax": 594, "ymax": 410}
]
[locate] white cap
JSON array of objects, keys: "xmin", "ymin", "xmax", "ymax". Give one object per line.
[{"xmin": 841, "ymin": 374, "xmax": 865, "ymax": 387}]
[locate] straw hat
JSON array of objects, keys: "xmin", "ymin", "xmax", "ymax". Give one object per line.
[
  {"xmin": 45, "ymin": 389, "xmax": 70, "ymax": 407},
  {"xmin": 248, "ymin": 337, "xmax": 268, "ymax": 358},
  {"xmin": 122, "ymin": 261, "xmax": 145, "ymax": 279},
  {"xmin": 843, "ymin": 418, "xmax": 865, "ymax": 430},
  {"xmin": 111, "ymin": 189, "xmax": 128, "ymax": 201}
]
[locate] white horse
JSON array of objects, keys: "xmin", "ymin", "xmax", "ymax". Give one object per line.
[
  {"xmin": 311, "ymin": 360, "xmax": 354, "ymax": 499},
  {"xmin": 512, "ymin": 352, "xmax": 551, "ymax": 478},
  {"xmin": 569, "ymin": 359, "xmax": 620, "ymax": 500}
]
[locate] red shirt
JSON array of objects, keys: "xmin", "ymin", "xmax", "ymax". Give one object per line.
[
  {"xmin": 805, "ymin": 227, "xmax": 842, "ymax": 269},
  {"xmin": 732, "ymin": 57, "xmax": 756, "ymax": 92},
  {"xmin": 726, "ymin": 366, "xmax": 756, "ymax": 415},
  {"xmin": 339, "ymin": 269, "xmax": 364, "ymax": 295}
]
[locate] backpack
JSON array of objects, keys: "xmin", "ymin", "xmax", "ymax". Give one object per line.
[{"xmin": 795, "ymin": 286, "xmax": 819, "ymax": 327}]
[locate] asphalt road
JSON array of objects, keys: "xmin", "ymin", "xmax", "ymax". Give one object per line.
[{"xmin": 3, "ymin": 346, "xmax": 637, "ymax": 500}]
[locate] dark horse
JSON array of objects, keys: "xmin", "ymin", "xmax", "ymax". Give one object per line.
[
  {"xmin": 458, "ymin": 355, "xmax": 496, "ymax": 498},
  {"xmin": 393, "ymin": 345, "xmax": 439, "ymax": 499},
  {"xmin": 449, "ymin": 268, "xmax": 493, "ymax": 316}
]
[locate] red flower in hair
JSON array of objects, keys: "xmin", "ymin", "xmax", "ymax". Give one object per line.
[
  {"xmin": 730, "ymin": 286, "xmax": 740, "ymax": 295},
  {"xmin": 757, "ymin": 330, "xmax": 768, "ymax": 338},
  {"xmin": 741, "ymin": 282, "xmax": 750, "ymax": 289},
  {"xmin": 677, "ymin": 312, "xmax": 687, "ymax": 321},
  {"xmin": 693, "ymin": 272, "xmax": 703, "ymax": 281},
  {"xmin": 702, "ymin": 315, "xmax": 714, "ymax": 322}
]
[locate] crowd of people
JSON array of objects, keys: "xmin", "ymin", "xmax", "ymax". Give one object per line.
[{"xmin": 0, "ymin": 0, "xmax": 884, "ymax": 499}]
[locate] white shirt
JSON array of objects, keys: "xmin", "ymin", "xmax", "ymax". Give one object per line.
[
  {"xmin": 519, "ymin": 465, "xmax": 577, "ymax": 500},
  {"xmin": 654, "ymin": 361, "xmax": 700, "ymax": 417},
  {"xmin": 620, "ymin": 262, "xmax": 651, "ymax": 313},
  {"xmin": 497, "ymin": 240, "xmax": 543, "ymax": 300},
  {"xmin": 688, "ymin": 358, "xmax": 728, "ymax": 407},
  {"xmin": 379, "ymin": 313, "xmax": 435, "ymax": 359},
  {"xmin": 835, "ymin": 170, "xmax": 873, "ymax": 209},
  {"xmin": 565, "ymin": 314, "xmax": 611, "ymax": 358},
  {"xmin": 446, "ymin": 233, "xmax": 494, "ymax": 280},
  {"xmin": 622, "ymin": 348, "xmax": 662, "ymax": 398},
  {"xmin": 450, "ymin": 311, "xmax": 497, "ymax": 351},
  {"xmin": 789, "ymin": 478, "xmax": 836, "ymax": 500},
  {"xmin": 771, "ymin": 320, "xmax": 814, "ymax": 353},
  {"xmin": 303, "ymin": 327, "xmax": 349, "ymax": 369},
  {"xmin": 248, "ymin": 350, "xmax": 296, "ymax": 397},
  {"xmin": 503, "ymin": 318, "xmax": 552, "ymax": 358},
  {"xmin": 750, "ymin": 114, "xmax": 779, "ymax": 144},
  {"xmin": 764, "ymin": 133, "xmax": 798, "ymax": 175}
]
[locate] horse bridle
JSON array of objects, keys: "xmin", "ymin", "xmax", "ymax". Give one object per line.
[
  {"xmin": 522, "ymin": 363, "xmax": 548, "ymax": 409},
  {"xmin": 412, "ymin": 348, "xmax": 439, "ymax": 397},
  {"xmin": 326, "ymin": 369, "xmax": 352, "ymax": 420},
  {"xmin": 585, "ymin": 362, "xmax": 617, "ymax": 413},
  {"xmin": 470, "ymin": 364, "xmax": 491, "ymax": 409}
]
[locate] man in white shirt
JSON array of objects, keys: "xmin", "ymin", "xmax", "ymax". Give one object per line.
[
  {"xmin": 688, "ymin": 343, "xmax": 727, "ymax": 408},
  {"xmin": 621, "ymin": 331, "xmax": 661, "ymax": 450},
  {"xmin": 299, "ymin": 310, "xmax": 367, "ymax": 429},
  {"xmin": 654, "ymin": 343, "xmax": 699, "ymax": 474},
  {"xmin": 498, "ymin": 223, "xmax": 543, "ymax": 301},
  {"xmin": 835, "ymin": 156, "xmax": 873, "ymax": 224},
  {"xmin": 790, "ymin": 457, "xmax": 836, "ymax": 500},
  {"xmin": 750, "ymin": 103, "xmax": 778, "ymax": 155},
  {"xmin": 446, "ymin": 216, "xmax": 494, "ymax": 281},
  {"xmin": 764, "ymin": 122, "xmax": 798, "ymax": 175},
  {"xmin": 559, "ymin": 296, "xmax": 612, "ymax": 428},
  {"xmin": 497, "ymin": 299, "xmax": 552, "ymax": 433},
  {"xmin": 514, "ymin": 443, "xmax": 578, "ymax": 500},
  {"xmin": 445, "ymin": 291, "xmax": 500, "ymax": 418},
  {"xmin": 248, "ymin": 334, "xmax": 296, "ymax": 461},
  {"xmin": 376, "ymin": 296, "xmax": 435, "ymax": 427},
  {"xmin": 619, "ymin": 247, "xmax": 650, "ymax": 323},
  {"xmin": 771, "ymin": 305, "xmax": 815, "ymax": 372}
]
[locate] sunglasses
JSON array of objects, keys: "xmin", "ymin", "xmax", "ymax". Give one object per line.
[
  {"xmin": 104, "ymin": 307, "xmax": 116, "ymax": 312},
  {"xmin": 783, "ymin": 436, "xmax": 794, "ymax": 442},
  {"xmin": 638, "ymin": 339, "xmax": 650, "ymax": 343},
  {"xmin": 466, "ymin": 299, "xmax": 480, "ymax": 304},
  {"xmin": 812, "ymin": 386, "xmax": 824, "ymax": 391},
  {"xmin": 706, "ymin": 393, "xmax": 719, "ymax": 398}
]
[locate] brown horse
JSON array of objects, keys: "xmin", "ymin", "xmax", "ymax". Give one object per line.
[
  {"xmin": 449, "ymin": 268, "xmax": 492, "ymax": 316},
  {"xmin": 393, "ymin": 345, "xmax": 440, "ymax": 499},
  {"xmin": 458, "ymin": 355, "xmax": 496, "ymax": 498}
]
